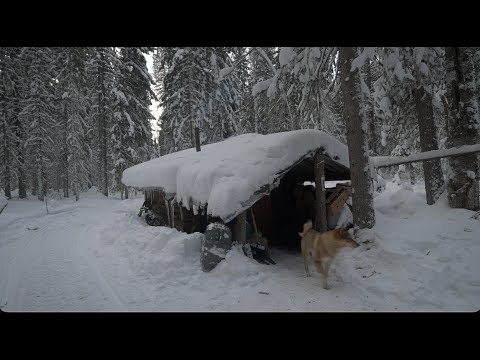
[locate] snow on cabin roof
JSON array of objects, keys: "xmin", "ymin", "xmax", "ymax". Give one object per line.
[{"xmin": 122, "ymin": 129, "xmax": 349, "ymax": 222}]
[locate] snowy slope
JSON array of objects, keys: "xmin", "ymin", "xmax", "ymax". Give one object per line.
[
  {"xmin": 122, "ymin": 130, "xmax": 349, "ymax": 222},
  {"xmin": 1, "ymin": 181, "xmax": 479, "ymax": 311}
]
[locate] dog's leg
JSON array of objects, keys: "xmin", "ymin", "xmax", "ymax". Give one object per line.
[
  {"xmin": 314, "ymin": 260, "xmax": 330, "ymax": 289},
  {"xmin": 322, "ymin": 259, "xmax": 332, "ymax": 290},
  {"xmin": 301, "ymin": 241, "xmax": 311, "ymax": 277}
]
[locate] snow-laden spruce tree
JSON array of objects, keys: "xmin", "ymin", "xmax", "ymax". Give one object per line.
[
  {"xmin": 18, "ymin": 47, "xmax": 57, "ymax": 201},
  {"xmin": 444, "ymin": 47, "xmax": 480, "ymax": 210},
  {"xmin": 339, "ymin": 47, "xmax": 375, "ymax": 229},
  {"xmin": 156, "ymin": 47, "xmax": 242, "ymax": 154},
  {"xmin": 203, "ymin": 47, "xmax": 242, "ymax": 144},
  {"xmin": 408, "ymin": 47, "xmax": 445, "ymax": 204},
  {"xmin": 0, "ymin": 48, "xmax": 27, "ymax": 199},
  {"xmin": 1, "ymin": 47, "xmax": 18, "ymax": 199},
  {"xmin": 249, "ymin": 47, "xmax": 280, "ymax": 134},
  {"xmin": 56, "ymin": 47, "xmax": 92, "ymax": 200},
  {"xmin": 111, "ymin": 47, "xmax": 155, "ymax": 199},
  {"xmin": 373, "ymin": 47, "xmax": 421, "ymax": 183},
  {"xmin": 229, "ymin": 47, "xmax": 253, "ymax": 135},
  {"xmin": 85, "ymin": 47, "xmax": 119, "ymax": 197}
]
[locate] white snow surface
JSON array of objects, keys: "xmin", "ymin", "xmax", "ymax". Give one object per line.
[
  {"xmin": 0, "ymin": 182, "xmax": 480, "ymax": 311},
  {"xmin": 1, "ymin": 181, "xmax": 479, "ymax": 311},
  {"xmin": 122, "ymin": 130, "xmax": 349, "ymax": 222},
  {"xmin": 0, "ymin": 196, "xmax": 7, "ymax": 211},
  {"xmin": 279, "ymin": 47, "xmax": 297, "ymax": 67}
]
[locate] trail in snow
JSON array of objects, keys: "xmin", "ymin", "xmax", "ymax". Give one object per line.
[{"xmin": 0, "ymin": 190, "xmax": 149, "ymax": 311}]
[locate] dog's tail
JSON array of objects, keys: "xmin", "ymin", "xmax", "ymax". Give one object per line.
[{"xmin": 298, "ymin": 219, "xmax": 313, "ymax": 238}]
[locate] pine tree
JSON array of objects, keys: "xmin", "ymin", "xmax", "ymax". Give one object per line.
[
  {"xmin": 0, "ymin": 48, "xmax": 26, "ymax": 199},
  {"xmin": 409, "ymin": 47, "xmax": 445, "ymax": 204},
  {"xmin": 86, "ymin": 47, "xmax": 118, "ymax": 196},
  {"xmin": 56, "ymin": 47, "xmax": 92, "ymax": 201},
  {"xmin": 18, "ymin": 47, "xmax": 57, "ymax": 201},
  {"xmin": 111, "ymin": 47, "xmax": 155, "ymax": 199},
  {"xmin": 339, "ymin": 47, "xmax": 375, "ymax": 229},
  {"xmin": 250, "ymin": 47, "xmax": 277, "ymax": 134},
  {"xmin": 445, "ymin": 47, "xmax": 480, "ymax": 210}
]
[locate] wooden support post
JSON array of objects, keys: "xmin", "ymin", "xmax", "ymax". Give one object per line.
[
  {"xmin": 250, "ymin": 208, "xmax": 259, "ymax": 240},
  {"xmin": 314, "ymin": 149, "xmax": 328, "ymax": 232},
  {"xmin": 165, "ymin": 199, "xmax": 171, "ymax": 227},
  {"xmin": 233, "ymin": 211, "xmax": 246, "ymax": 244}
]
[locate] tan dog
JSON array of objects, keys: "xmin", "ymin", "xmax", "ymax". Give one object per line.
[{"xmin": 299, "ymin": 220, "xmax": 359, "ymax": 289}]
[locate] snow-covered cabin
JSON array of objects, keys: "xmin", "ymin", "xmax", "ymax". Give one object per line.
[{"xmin": 122, "ymin": 129, "xmax": 350, "ymax": 249}]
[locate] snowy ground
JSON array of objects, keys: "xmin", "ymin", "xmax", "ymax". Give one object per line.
[{"xmin": 0, "ymin": 182, "xmax": 479, "ymax": 312}]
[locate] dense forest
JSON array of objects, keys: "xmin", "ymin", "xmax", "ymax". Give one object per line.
[{"xmin": 1, "ymin": 47, "xmax": 479, "ymax": 227}]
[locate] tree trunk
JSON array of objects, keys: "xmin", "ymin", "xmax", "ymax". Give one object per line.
[
  {"xmin": 124, "ymin": 186, "xmax": 129, "ymax": 199},
  {"xmin": 413, "ymin": 85, "xmax": 444, "ymax": 205},
  {"xmin": 37, "ymin": 150, "xmax": 44, "ymax": 202},
  {"xmin": 339, "ymin": 47, "xmax": 375, "ymax": 229},
  {"xmin": 63, "ymin": 103, "xmax": 69, "ymax": 198},
  {"xmin": 15, "ymin": 116, "xmax": 26, "ymax": 199},
  {"xmin": 97, "ymin": 59, "xmax": 108, "ymax": 197},
  {"xmin": 365, "ymin": 61, "xmax": 377, "ymax": 156},
  {"xmin": 194, "ymin": 126, "xmax": 201, "ymax": 152},
  {"xmin": 2, "ymin": 115, "xmax": 11, "ymax": 199},
  {"xmin": 445, "ymin": 47, "xmax": 479, "ymax": 211},
  {"xmin": 313, "ymin": 149, "xmax": 327, "ymax": 232},
  {"xmin": 31, "ymin": 173, "xmax": 37, "ymax": 196}
]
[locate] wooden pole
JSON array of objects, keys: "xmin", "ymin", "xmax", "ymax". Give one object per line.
[
  {"xmin": 373, "ymin": 145, "xmax": 480, "ymax": 169},
  {"xmin": 233, "ymin": 211, "xmax": 246, "ymax": 244},
  {"xmin": 314, "ymin": 149, "xmax": 328, "ymax": 232},
  {"xmin": 250, "ymin": 208, "xmax": 259, "ymax": 240}
]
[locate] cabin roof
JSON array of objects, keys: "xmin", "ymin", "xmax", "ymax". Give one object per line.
[{"xmin": 122, "ymin": 129, "xmax": 350, "ymax": 222}]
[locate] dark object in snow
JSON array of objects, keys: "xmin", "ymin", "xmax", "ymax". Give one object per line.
[
  {"xmin": 27, "ymin": 227, "xmax": 39, "ymax": 231},
  {"xmin": 145, "ymin": 211, "xmax": 166, "ymax": 226},
  {"xmin": 0, "ymin": 202, "xmax": 7, "ymax": 215},
  {"xmin": 258, "ymin": 291, "xmax": 269, "ymax": 295},
  {"xmin": 138, "ymin": 205, "xmax": 149, "ymax": 217},
  {"xmin": 138, "ymin": 203, "xmax": 166, "ymax": 226},
  {"xmin": 247, "ymin": 243, "xmax": 276, "ymax": 265},
  {"xmin": 201, "ymin": 223, "xmax": 232, "ymax": 272}
]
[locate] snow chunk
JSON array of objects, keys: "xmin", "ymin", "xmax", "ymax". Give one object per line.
[
  {"xmin": 252, "ymin": 78, "xmax": 273, "ymax": 97},
  {"xmin": 466, "ymin": 170, "xmax": 476, "ymax": 180},
  {"xmin": 351, "ymin": 47, "xmax": 376, "ymax": 72},
  {"xmin": 279, "ymin": 47, "xmax": 297, "ymax": 67},
  {"xmin": 218, "ymin": 66, "xmax": 234, "ymax": 82},
  {"xmin": 337, "ymin": 205, "xmax": 353, "ymax": 228}
]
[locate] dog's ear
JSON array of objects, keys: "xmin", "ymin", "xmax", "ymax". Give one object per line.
[{"xmin": 304, "ymin": 219, "xmax": 313, "ymax": 231}]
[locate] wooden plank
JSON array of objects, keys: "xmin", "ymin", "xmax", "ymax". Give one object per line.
[{"xmin": 327, "ymin": 189, "xmax": 349, "ymax": 216}]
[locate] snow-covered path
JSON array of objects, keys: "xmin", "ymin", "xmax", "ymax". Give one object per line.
[
  {"xmin": 0, "ymin": 194, "xmax": 126, "ymax": 311},
  {"xmin": 0, "ymin": 183, "xmax": 479, "ymax": 311}
]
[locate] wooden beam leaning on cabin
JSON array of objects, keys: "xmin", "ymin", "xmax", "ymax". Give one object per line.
[{"xmin": 314, "ymin": 148, "xmax": 328, "ymax": 232}]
